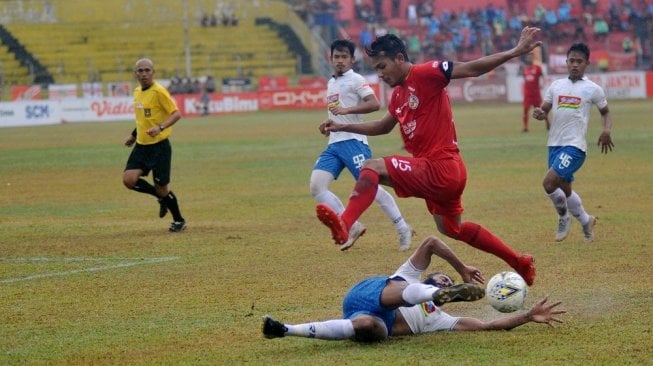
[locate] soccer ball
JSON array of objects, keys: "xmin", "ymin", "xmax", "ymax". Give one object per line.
[{"xmin": 486, "ymin": 271, "xmax": 528, "ymax": 313}]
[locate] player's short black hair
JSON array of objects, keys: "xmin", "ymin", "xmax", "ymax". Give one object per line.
[
  {"xmin": 567, "ymin": 43, "xmax": 590, "ymax": 60},
  {"xmin": 422, "ymin": 272, "xmax": 454, "ymax": 288},
  {"xmin": 330, "ymin": 39, "xmax": 356, "ymax": 57},
  {"xmin": 365, "ymin": 34, "xmax": 409, "ymax": 62}
]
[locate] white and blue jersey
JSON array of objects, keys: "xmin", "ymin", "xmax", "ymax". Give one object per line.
[
  {"xmin": 315, "ymin": 69, "xmax": 376, "ymax": 179},
  {"xmin": 544, "ymin": 76, "xmax": 607, "ymax": 152},
  {"xmin": 543, "ymin": 76, "xmax": 606, "ymax": 182}
]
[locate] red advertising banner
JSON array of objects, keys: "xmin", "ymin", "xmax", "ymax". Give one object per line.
[
  {"xmin": 11, "ymin": 85, "xmax": 42, "ymax": 100},
  {"xmin": 647, "ymin": 72, "xmax": 653, "ymax": 98},
  {"xmin": 174, "ymin": 85, "xmax": 381, "ymax": 116}
]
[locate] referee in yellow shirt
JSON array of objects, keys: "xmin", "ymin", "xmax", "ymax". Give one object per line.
[{"xmin": 123, "ymin": 58, "xmax": 186, "ymax": 232}]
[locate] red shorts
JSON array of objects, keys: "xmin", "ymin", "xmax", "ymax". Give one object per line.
[
  {"xmin": 523, "ymin": 94, "xmax": 542, "ymax": 108},
  {"xmin": 383, "ymin": 155, "xmax": 467, "ymax": 217}
]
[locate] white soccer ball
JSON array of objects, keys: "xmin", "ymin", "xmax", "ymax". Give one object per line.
[{"xmin": 486, "ymin": 271, "xmax": 528, "ymax": 313}]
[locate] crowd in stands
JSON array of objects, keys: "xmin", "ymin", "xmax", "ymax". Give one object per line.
[
  {"xmin": 289, "ymin": 0, "xmax": 653, "ymax": 71},
  {"xmin": 200, "ymin": 1, "xmax": 239, "ymax": 27},
  {"xmin": 168, "ymin": 75, "xmax": 216, "ymax": 95}
]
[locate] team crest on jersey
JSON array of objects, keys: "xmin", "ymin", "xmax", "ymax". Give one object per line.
[
  {"xmin": 420, "ymin": 301, "xmax": 440, "ymax": 316},
  {"xmin": 402, "ymin": 119, "xmax": 417, "ymax": 139},
  {"xmin": 408, "ymin": 94, "xmax": 419, "ymax": 109},
  {"xmin": 557, "ymin": 95, "xmax": 581, "ymax": 109},
  {"xmin": 144, "ymin": 108, "xmax": 152, "ymax": 117},
  {"xmin": 327, "ymin": 93, "xmax": 340, "ymax": 108}
]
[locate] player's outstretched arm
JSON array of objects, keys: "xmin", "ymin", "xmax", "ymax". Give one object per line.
[
  {"xmin": 452, "ymin": 26, "xmax": 542, "ymax": 79},
  {"xmin": 409, "ymin": 236, "xmax": 484, "ymax": 284},
  {"xmin": 453, "ymin": 296, "xmax": 566, "ymax": 331},
  {"xmin": 323, "ymin": 112, "xmax": 397, "ymax": 136}
]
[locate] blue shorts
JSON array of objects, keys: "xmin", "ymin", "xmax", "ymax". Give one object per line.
[
  {"xmin": 342, "ymin": 276, "xmax": 397, "ymax": 336},
  {"xmin": 548, "ymin": 146, "xmax": 586, "ymax": 183},
  {"xmin": 314, "ymin": 140, "xmax": 371, "ymax": 180}
]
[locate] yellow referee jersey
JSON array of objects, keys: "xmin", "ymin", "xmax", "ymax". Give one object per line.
[{"xmin": 133, "ymin": 81, "xmax": 178, "ymax": 145}]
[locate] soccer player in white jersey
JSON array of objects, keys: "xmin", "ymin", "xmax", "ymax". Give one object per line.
[
  {"xmin": 533, "ymin": 43, "xmax": 614, "ymax": 242},
  {"xmin": 262, "ymin": 236, "xmax": 565, "ymax": 342},
  {"xmin": 311, "ymin": 39, "xmax": 414, "ymax": 251}
]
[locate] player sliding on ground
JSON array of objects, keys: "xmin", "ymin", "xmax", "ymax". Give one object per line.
[{"xmin": 263, "ymin": 236, "xmax": 565, "ymax": 342}]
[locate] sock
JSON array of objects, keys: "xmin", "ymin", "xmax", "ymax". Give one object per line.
[
  {"xmin": 402, "ymin": 283, "xmax": 438, "ymax": 304},
  {"xmin": 132, "ymin": 178, "xmax": 158, "ymax": 198},
  {"xmin": 314, "ymin": 191, "xmax": 345, "ymax": 215},
  {"xmin": 163, "ymin": 191, "xmax": 184, "ymax": 222},
  {"xmin": 341, "ymin": 168, "xmax": 379, "ymax": 229},
  {"xmin": 374, "ymin": 187, "xmax": 408, "ymax": 231},
  {"xmin": 285, "ymin": 319, "xmax": 355, "ymax": 340},
  {"xmin": 547, "ymin": 188, "xmax": 568, "ymax": 217},
  {"xmin": 458, "ymin": 222, "xmax": 520, "ymax": 269},
  {"xmin": 567, "ymin": 190, "xmax": 591, "ymax": 224}
]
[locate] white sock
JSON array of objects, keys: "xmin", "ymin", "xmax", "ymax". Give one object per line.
[
  {"xmin": 285, "ymin": 319, "xmax": 355, "ymax": 340},
  {"xmin": 567, "ymin": 191, "xmax": 591, "ymax": 224},
  {"xmin": 374, "ymin": 187, "xmax": 408, "ymax": 231},
  {"xmin": 314, "ymin": 191, "xmax": 345, "ymax": 214},
  {"xmin": 547, "ymin": 188, "xmax": 568, "ymax": 217},
  {"xmin": 402, "ymin": 283, "xmax": 438, "ymax": 305}
]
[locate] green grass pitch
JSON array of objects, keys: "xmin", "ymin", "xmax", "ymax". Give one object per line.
[{"xmin": 0, "ymin": 100, "xmax": 651, "ymax": 365}]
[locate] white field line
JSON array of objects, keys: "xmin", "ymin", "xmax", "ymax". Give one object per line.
[{"xmin": 0, "ymin": 256, "xmax": 179, "ymax": 284}]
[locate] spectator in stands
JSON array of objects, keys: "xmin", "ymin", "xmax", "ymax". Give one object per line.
[
  {"xmin": 391, "ymin": 0, "xmax": 400, "ymax": 18},
  {"xmin": 123, "ymin": 58, "xmax": 186, "ymax": 233},
  {"xmin": 622, "ymin": 36, "xmax": 633, "ymax": 53},
  {"xmin": 407, "ymin": 2, "xmax": 418, "ymax": 26},
  {"xmin": 359, "ymin": 24, "xmax": 373, "ymax": 48},
  {"xmin": 593, "ymin": 16, "xmax": 609, "ymax": 41},
  {"xmin": 204, "ymin": 75, "xmax": 216, "ymax": 93}
]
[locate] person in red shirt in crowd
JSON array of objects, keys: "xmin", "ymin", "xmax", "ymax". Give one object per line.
[
  {"xmin": 520, "ymin": 52, "xmax": 548, "ymax": 132},
  {"xmin": 316, "ymin": 27, "xmax": 543, "ymax": 286}
]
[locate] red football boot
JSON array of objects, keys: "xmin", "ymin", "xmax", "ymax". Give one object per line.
[
  {"xmin": 316, "ymin": 203, "xmax": 349, "ymax": 245},
  {"xmin": 516, "ymin": 254, "xmax": 536, "ymax": 286}
]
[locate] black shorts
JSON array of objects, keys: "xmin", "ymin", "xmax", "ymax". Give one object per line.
[{"xmin": 125, "ymin": 139, "xmax": 172, "ymax": 186}]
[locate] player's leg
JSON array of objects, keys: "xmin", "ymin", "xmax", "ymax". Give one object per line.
[
  {"xmin": 434, "ymin": 213, "xmax": 536, "ymax": 286},
  {"xmin": 382, "ymin": 276, "xmax": 484, "ymax": 309},
  {"xmin": 522, "ymin": 101, "xmax": 530, "ymax": 132},
  {"xmin": 341, "ymin": 159, "xmax": 385, "ymax": 228},
  {"xmin": 316, "ymin": 159, "xmax": 385, "ymax": 244},
  {"xmin": 543, "ymin": 146, "xmax": 585, "ymax": 241},
  {"xmin": 123, "ymin": 145, "xmax": 158, "ymax": 197},
  {"xmin": 341, "ymin": 141, "xmax": 413, "ymax": 250},
  {"xmin": 311, "ymin": 169, "xmax": 367, "ymax": 250},
  {"xmin": 375, "ymin": 187, "xmax": 414, "ymax": 251},
  {"xmin": 262, "ymin": 315, "xmax": 356, "ymax": 340},
  {"xmin": 153, "ymin": 140, "xmax": 185, "ymax": 232},
  {"xmin": 567, "ymin": 190, "xmax": 596, "ymax": 242}
]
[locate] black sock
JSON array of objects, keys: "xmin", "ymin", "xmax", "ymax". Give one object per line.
[
  {"xmin": 164, "ymin": 191, "xmax": 184, "ymax": 222},
  {"xmin": 132, "ymin": 178, "xmax": 159, "ymax": 198}
]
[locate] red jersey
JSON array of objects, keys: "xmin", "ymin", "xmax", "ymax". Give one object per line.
[
  {"xmin": 388, "ymin": 61, "xmax": 459, "ymax": 160},
  {"xmin": 522, "ymin": 64, "xmax": 543, "ymax": 98}
]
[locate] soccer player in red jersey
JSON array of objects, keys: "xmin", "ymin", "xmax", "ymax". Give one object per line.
[
  {"xmin": 316, "ymin": 27, "xmax": 542, "ymax": 286},
  {"xmin": 520, "ymin": 52, "xmax": 548, "ymax": 132}
]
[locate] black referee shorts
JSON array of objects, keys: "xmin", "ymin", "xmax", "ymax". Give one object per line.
[{"xmin": 125, "ymin": 139, "xmax": 172, "ymax": 186}]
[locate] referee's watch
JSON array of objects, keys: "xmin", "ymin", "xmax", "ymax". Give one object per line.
[{"xmin": 159, "ymin": 125, "xmax": 165, "ymax": 131}]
